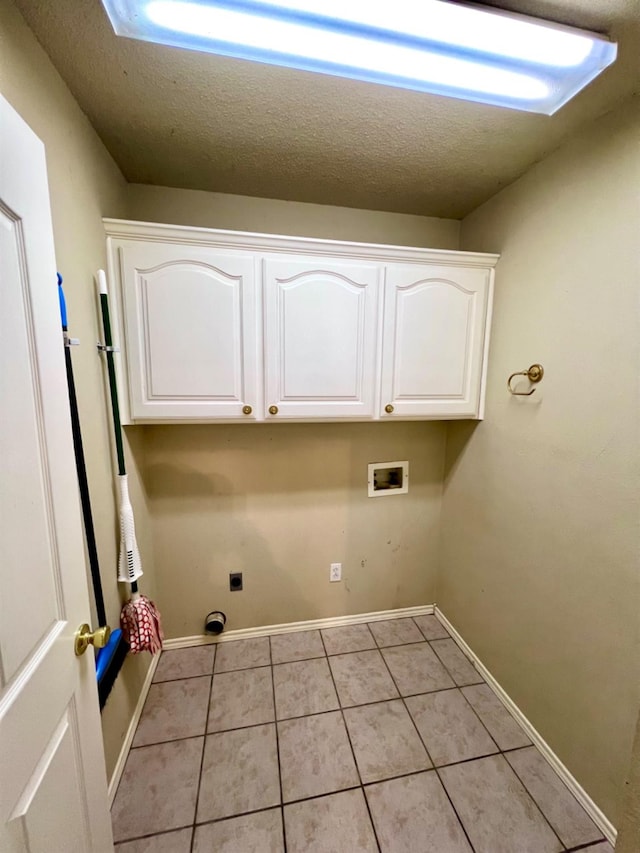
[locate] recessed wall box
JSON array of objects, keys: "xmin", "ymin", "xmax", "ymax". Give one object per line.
[{"xmin": 368, "ymin": 461, "xmax": 409, "ymax": 497}]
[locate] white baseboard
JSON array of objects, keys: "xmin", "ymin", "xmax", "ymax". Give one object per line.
[
  {"xmin": 434, "ymin": 606, "xmax": 616, "ymax": 846},
  {"xmin": 162, "ymin": 604, "xmax": 435, "ymax": 650},
  {"xmin": 107, "ymin": 652, "xmax": 159, "ymax": 807}
]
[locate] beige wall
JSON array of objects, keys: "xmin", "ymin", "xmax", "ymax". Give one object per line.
[
  {"xmin": 0, "ymin": 1, "xmax": 155, "ymax": 783},
  {"xmin": 439, "ymin": 97, "xmax": 640, "ymax": 825},
  {"xmin": 143, "ymin": 422, "xmax": 445, "ymax": 637},
  {"xmin": 127, "ymin": 183, "xmax": 460, "ymax": 249}
]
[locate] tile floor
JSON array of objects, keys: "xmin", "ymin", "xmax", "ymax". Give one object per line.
[{"xmin": 112, "ymin": 615, "xmax": 614, "ymax": 853}]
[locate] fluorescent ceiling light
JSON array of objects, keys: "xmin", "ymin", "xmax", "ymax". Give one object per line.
[{"xmin": 100, "ymin": 0, "xmax": 617, "ymax": 114}]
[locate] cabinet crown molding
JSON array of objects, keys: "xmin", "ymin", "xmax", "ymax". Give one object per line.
[{"xmin": 103, "ymin": 219, "xmax": 499, "ymax": 269}]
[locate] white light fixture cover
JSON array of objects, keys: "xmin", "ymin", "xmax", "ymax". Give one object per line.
[{"xmin": 100, "ymin": 0, "xmax": 617, "ymax": 114}]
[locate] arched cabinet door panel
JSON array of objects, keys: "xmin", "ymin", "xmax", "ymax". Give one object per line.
[
  {"xmin": 380, "ymin": 264, "xmax": 490, "ymax": 418},
  {"xmin": 263, "ymin": 257, "xmax": 381, "ymax": 418},
  {"xmin": 119, "ymin": 241, "xmax": 258, "ymax": 419}
]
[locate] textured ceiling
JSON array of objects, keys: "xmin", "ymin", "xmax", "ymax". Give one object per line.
[{"xmin": 16, "ymin": 0, "xmax": 640, "ymax": 218}]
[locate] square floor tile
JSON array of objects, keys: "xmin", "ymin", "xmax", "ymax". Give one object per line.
[
  {"xmin": 506, "ymin": 747, "xmax": 603, "ymax": 848},
  {"xmin": 207, "ymin": 666, "xmax": 274, "ymax": 732},
  {"xmin": 284, "ymin": 789, "xmax": 378, "ymax": 853},
  {"xmin": 153, "ymin": 646, "xmax": 215, "ymax": 682},
  {"xmin": 406, "ymin": 689, "xmax": 497, "ymax": 766},
  {"xmin": 270, "ymin": 629, "xmax": 325, "ymax": 663},
  {"xmin": 273, "ymin": 658, "xmax": 339, "ymax": 719},
  {"xmin": 430, "ymin": 639, "xmax": 482, "ymax": 686},
  {"xmin": 197, "ymin": 724, "xmax": 280, "ymax": 822},
  {"xmin": 111, "ymin": 737, "xmax": 203, "ymax": 842},
  {"xmin": 382, "ymin": 643, "xmax": 454, "ymax": 696},
  {"xmin": 214, "ymin": 637, "xmax": 270, "ymax": 673},
  {"xmin": 366, "ymin": 771, "xmax": 472, "ymax": 853},
  {"xmin": 321, "ymin": 623, "xmax": 376, "ymax": 655},
  {"xmin": 132, "ymin": 677, "xmax": 211, "ymax": 746},
  {"xmin": 368, "ymin": 618, "xmax": 424, "ymax": 647},
  {"xmin": 413, "ymin": 614, "xmax": 450, "ymax": 641},
  {"xmin": 278, "ymin": 711, "xmax": 359, "ymax": 801},
  {"xmin": 461, "ymin": 684, "xmax": 531, "ymax": 750},
  {"xmin": 193, "ymin": 808, "xmax": 284, "ymax": 853},
  {"xmin": 115, "ymin": 828, "xmax": 192, "ymax": 852},
  {"xmin": 329, "ymin": 650, "xmax": 398, "ymax": 707},
  {"xmin": 440, "ymin": 754, "xmax": 562, "ymax": 853},
  {"xmin": 344, "ymin": 699, "xmax": 431, "ymax": 783}
]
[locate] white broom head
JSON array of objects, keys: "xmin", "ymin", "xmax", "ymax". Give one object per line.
[{"xmin": 117, "ymin": 474, "xmax": 143, "ymax": 583}]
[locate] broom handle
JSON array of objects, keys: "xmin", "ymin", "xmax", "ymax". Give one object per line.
[
  {"xmin": 98, "ymin": 270, "xmax": 138, "ymax": 594},
  {"xmin": 59, "ymin": 275, "xmax": 107, "ymax": 626}
]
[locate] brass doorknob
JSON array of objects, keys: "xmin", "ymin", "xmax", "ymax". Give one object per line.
[
  {"xmin": 268, "ymin": 405, "xmax": 278, "ymax": 415},
  {"xmin": 75, "ymin": 623, "xmax": 111, "ymax": 657},
  {"xmin": 385, "ymin": 404, "xmax": 394, "ymax": 413},
  {"xmin": 242, "ymin": 405, "xmax": 252, "ymax": 415}
]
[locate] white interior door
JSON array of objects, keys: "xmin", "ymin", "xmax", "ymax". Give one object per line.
[{"xmin": 0, "ymin": 95, "xmax": 113, "ymax": 851}]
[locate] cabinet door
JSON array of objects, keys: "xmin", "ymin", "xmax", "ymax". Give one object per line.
[
  {"xmin": 264, "ymin": 257, "xmax": 380, "ymax": 419},
  {"xmin": 380, "ymin": 264, "xmax": 490, "ymax": 418},
  {"xmin": 119, "ymin": 241, "xmax": 258, "ymax": 419}
]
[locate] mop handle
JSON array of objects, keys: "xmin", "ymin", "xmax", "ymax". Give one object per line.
[
  {"xmin": 97, "ymin": 270, "xmax": 126, "ymax": 477},
  {"xmin": 97, "ymin": 270, "xmax": 138, "ymax": 594}
]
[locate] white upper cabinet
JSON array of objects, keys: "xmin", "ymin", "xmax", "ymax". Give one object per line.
[
  {"xmin": 118, "ymin": 240, "xmax": 258, "ymax": 419},
  {"xmin": 263, "ymin": 257, "xmax": 380, "ymax": 419},
  {"xmin": 106, "ymin": 221, "xmax": 497, "ymax": 423},
  {"xmin": 380, "ymin": 264, "xmax": 491, "ymax": 419}
]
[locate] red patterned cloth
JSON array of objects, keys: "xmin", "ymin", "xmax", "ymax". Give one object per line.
[{"xmin": 121, "ymin": 594, "xmax": 164, "ymax": 654}]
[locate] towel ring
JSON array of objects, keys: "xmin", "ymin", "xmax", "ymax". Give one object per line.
[{"xmin": 508, "ymin": 364, "xmax": 544, "ymax": 396}]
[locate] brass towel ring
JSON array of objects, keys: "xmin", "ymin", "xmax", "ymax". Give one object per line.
[{"xmin": 508, "ymin": 364, "xmax": 544, "ymax": 396}]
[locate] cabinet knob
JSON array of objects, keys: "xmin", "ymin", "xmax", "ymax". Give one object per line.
[
  {"xmin": 242, "ymin": 405, "xmax": 252, "ymax": 415},
  {"xmin": 385, "ymin": 404, "xmax": 394, "ymax": 414},
  {"xmin": 268, "ymin": 405, "xmax": 279, "ymax": 415}
]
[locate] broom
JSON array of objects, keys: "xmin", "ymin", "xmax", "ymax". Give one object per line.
[
  {"xmin": 97, "ymin": 269, "xmax": 163, "ymax": 654},
  {"xmin": 58, "ymin": 273, "xmax": 128, "ymax": 706}
]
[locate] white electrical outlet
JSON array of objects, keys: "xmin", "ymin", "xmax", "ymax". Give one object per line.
[{"xmin": 330, "ymin": 563, "xmax": 342, "ymax": 582}]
